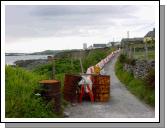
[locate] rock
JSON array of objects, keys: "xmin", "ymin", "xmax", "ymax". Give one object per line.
[
  {"xmin": 14, "ymin": 59, "xmax": 48, "ymax": 70},
  {"xmin": 63, "ymin": 112, "xmax": 70, "ymax": 117},
  {"xmin": 124, "ymin": 59, "xmax": 155, "ymax": 79}
]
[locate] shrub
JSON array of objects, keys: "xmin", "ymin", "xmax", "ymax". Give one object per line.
[
  {"xmin": 119, "ymin": 54, "xmax": 136, "ymax": 66},
  {"xmin": 126, "ymin": 58, "xmax": 136, "ymax": 66},
  {"xmin": 119, "ymin": 54, "xmax": 127, "ymax": 63},
  {"xmin": 144, "ymin": 67, "xmax": 155, "ymax": 89}
]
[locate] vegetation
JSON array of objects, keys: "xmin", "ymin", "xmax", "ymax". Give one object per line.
[
  {"xmin": 6, "ymin": 47, "xmax": 116, "ymax": 118},
  {"xmin": 33, "ymin": 58, "xmax": 80, "ymax": 77},
  {"xmin": 5, "ymin": 66, "xmax": 58, "ymax": 118},
  {"xmin": 33, "ymin": 47, "xmax": 116, "ymax": 86},
  {"xmin": 133, "ymin": 50, "xmax": 155, "ymax": 60},
  {"xmin": 122, "ymin": 43, "xmax": 155, "ymax": 60},
  {"xmin": 82, "ymin": 48, "xmax": 115, "ymax": 71},
  {"xmin": 144, "ymin": 68, "xmax": 155, "ymax": 89},
  {"xmin": 119, "ymin": 54, "xmax": 136, "ymax": 66},
  {"xmin": 115, "ymin": 55, "xmax": 155, "ymax": 106}
]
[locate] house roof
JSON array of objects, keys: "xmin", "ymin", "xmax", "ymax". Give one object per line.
[
  {"xmin": 121, "ymin": 38, "xmax": 144, "ymax": 43},
  {"xmin": 93, "ymin": 44, "xmax": 106, "ymax": 48},
  {"xmin": 144, "ymin": 28, "xmax": 155, "ymax": 38}
]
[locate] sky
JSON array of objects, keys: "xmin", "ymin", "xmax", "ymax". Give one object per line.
[{"xmin": 5, "ymin": 5, "xmax": 155, "ymax": 53}]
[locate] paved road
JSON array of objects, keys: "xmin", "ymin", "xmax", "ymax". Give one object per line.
[{"xmin": 64, "ymin": 53, "xmax": 155, "ymax": 118}]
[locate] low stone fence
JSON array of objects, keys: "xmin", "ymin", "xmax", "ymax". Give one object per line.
[{"xmin": 123, "ymin": 60, "xmax": 155, "ymax": 79}]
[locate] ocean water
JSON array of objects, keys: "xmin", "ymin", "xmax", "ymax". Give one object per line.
[{"xmin": 5, "ymin": 55, "xmax": 52, "ymax": 65}]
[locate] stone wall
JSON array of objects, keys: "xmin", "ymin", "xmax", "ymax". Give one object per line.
[{"xmin": 123, "ymin": 60, "xmax": 155, "ymax": 79}]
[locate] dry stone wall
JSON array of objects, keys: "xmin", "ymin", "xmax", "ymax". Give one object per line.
[{"xmin": 123, "ymin": 60, "xmax": 155, "ymax": 79}]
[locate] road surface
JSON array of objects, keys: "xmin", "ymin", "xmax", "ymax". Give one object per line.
[{"xmin": 64, "ymin": 53, "xmax": 155, "ymax": 118}]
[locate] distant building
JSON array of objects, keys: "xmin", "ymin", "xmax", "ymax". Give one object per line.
[
  {"xmin": 92, "ymin": 44, "xmax": 106, "ymax": 49},
  {"xmin": 144, "ymin": 28, "xmax": 155, "ymax": 43},
  {"xmin": 83, "ymin": 43, "xmax": 87, "ymax": 50},
  {"xmin": 121, "ymin": 37, "xmax": 144, "ymax": 46},
  {"xmin": 107, "ymin": 42, "xmax": 120, "ymax": 47}
]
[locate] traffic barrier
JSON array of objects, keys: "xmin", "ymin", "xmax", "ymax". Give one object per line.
[{"xmin": 86, "ymin": 49, "xmax": 120, "ymax": 73}]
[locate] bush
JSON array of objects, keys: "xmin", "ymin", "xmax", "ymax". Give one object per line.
[
  {"xmin": 33, "ymin": 58, "xmax": 81, "ymax": 77},
  {"xmin": 119, "ymin": 54, "xmax": 136, "ymax": 66},
  {"xmin": 126, "ymin": 58, "xmax": 136, "ymax": 66},
  {"xmin": 82, "ymin": 49, "xmax": 107, "ymax": 71},
  {"xmin": 119, "ymin": 54, "xmax": 127, "ymax": 63},
  {"xmin": 145, "ymin": 68, "xmax": 155, "ymax": 89}
]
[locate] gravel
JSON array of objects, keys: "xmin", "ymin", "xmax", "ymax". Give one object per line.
[{"xmin": 64, "ymin": 53, "xmax": 155, "ymax": 118}]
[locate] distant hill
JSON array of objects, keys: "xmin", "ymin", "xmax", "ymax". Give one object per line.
[
  {"xmin": 6, "ymin": 50, "xmax": 63, "ymax": 56},
  {"xmin": 5, "ymin": 53, "xmax": 27, "ymax": 56},
  {"xmin": 5, "ymin": 50, "xmax": 81, "ymax": 56},
  {"xmin": 29, "ymin": 50, "xmax": 62, "ymax": 55}
]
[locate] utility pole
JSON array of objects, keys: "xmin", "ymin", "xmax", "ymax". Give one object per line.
[
  {"xmin": 79, "ymin": 58, "xmax": 84, "ymax": 74},
  {"xmin": 133, "ymin": 46, "xmax": 136, "ymax": 58},
  {"xmin": 127, "ymin": 31, "xmax": 129, "ymax": 38},
  {"xmin": 52, "ymin": 58, "xmax": 55, "ymax": 79},
  {"xmin": 48, "ymin": 56, "xmax": 56, "ymax": 79}
]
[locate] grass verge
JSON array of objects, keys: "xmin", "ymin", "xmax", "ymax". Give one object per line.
[
  {"xmin": 5, "ymin": 65, "xmax": 60, "ymax": 118},
  {"xmin": 115, "ymin": 57, "xmax": 155, "ymax": 107}
]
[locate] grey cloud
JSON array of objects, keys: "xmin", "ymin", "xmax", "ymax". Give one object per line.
[
  {"xmin": 31, "ymin": 5, "xmax": 137, "ymax": 17},
  {"xmin": 5, "ymin": 5, "xmax": 153, "ymax": 42}
]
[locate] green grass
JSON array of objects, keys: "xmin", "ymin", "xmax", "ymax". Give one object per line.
[
  {"xmin": 56, "ymin": 73, "xmax": 65, "ymax": 92},
  {"xmin": 5, "ymin": 47, "xmax": 117, "ymax": 118},
  {"xmin": 133, "ymin": 50, "xmax": 155, "ymax": 60},
  {"xmin": 33, "ymin": 58, "xmax": 81, "ymax": 78},
  {"xmin": 82, "ymin": 47, "xmax": 115, "ymax": 71},
  {"xmin": 5, "ymin": 65, "xmax": 59, "ymax": 118},
  {"xmin": 115, "ymin": 58, "xmax": 155, "ymax": 106}
]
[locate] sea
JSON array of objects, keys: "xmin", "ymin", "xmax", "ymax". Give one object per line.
[{"xmin": 5, "ymin": 55, "xmax": 52, "ymax": 65}]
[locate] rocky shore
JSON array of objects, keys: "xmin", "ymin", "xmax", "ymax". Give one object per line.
[{"xmin": 14, "ymin": 59, "xmax": 48, "ymax": 70}]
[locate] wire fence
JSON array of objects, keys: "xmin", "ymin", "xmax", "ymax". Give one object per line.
[{"xmin": 121, "ymin": 43, "xmax": 155, "ymax": 61}]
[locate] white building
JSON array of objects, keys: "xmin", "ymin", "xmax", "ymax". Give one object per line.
[{"xmin": 83, "ymin": 43, "xmax": 87, "ymax": 50}]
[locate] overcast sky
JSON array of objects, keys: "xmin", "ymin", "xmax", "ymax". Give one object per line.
[{"xmin": 5, "ymin": 5, "xmax": 155, "ymax": 53}]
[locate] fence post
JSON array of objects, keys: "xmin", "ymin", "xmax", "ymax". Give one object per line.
[
  {"xmin": 80, "ymin": 58, "xmax": 84, "ymax": 74},
  {"xmin": 129, "ymin": 46, "xmax": 132, "ymax": 59},
  {"xmin": 52, "ymin": 59, "xmax": 56, "ymax": 79},
  {"xmin": 125, "ymin": 45, "xmax": 128, "ymax": 56},
  {"xmin": 133, "ymin": 46, "xmax": 135, "ymax": 58},
  {"xmin": 144, "ymin": 43, "xmax": 148, "ymax": 61}
]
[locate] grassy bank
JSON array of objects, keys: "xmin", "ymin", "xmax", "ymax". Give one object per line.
[
  {"xmin": 115, "ymin": 56, "xmax": 155, "ymax": 106},
  {"xmin": 5, "ymin": 66, "xmax": 59, "ymax": 118},
  {"xmin": 5, "ymin": 47, "xmax": 117, "ymax": 118},
  {"xmin": 33, "ymin": 47, "xmax": 116, "ymax": 89}
]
